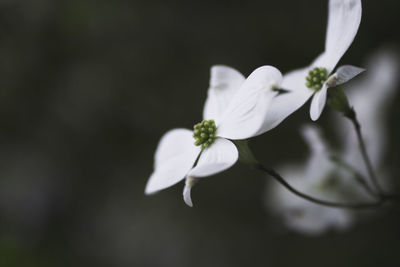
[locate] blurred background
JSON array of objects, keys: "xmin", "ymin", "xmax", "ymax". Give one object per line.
[{"xmin": 0, "ymin": 0, "xmax": 399, "ymax": 266}]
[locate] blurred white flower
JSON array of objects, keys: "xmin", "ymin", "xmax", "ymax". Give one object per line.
[
  {"xmin": 266, "ymin": 47, "xmax": 400, "ymax": 235},
  {"xmin": 146, "ymin": 65, "xmax": 283, "ymax": 206},
  {"xmin": 335, "ymin": 48, "xmax": 400, "ymax": 181},
  {"xmin": 266, "ymin": 125, "xmax": 357, "ymax": 235},
  {"xmin": 264, "ymin": 0, "xmax": 364, "ymax": 126}
]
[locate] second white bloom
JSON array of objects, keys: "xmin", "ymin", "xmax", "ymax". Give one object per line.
[{"xmin": 264, "ymin": 0, "xmax": 364, "ymax": 125}]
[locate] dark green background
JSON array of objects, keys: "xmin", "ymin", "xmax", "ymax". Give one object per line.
[{"xmin": 0, "ymin": 0, "xmax": 399, "ymax": 266}]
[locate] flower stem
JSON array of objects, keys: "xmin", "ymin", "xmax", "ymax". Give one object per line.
[
  {"xmin": 344, "ymin": 108, "xmax": 384, "ymax": 196},
  {"xmin": 330, "ymin": 155, "xmax": 377, "ymax": 198},
  {"xmin": 257, "ymin": 163, "xmax": 385, "ymax": 209}
]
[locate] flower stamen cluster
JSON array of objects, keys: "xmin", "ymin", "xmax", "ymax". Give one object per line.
[
  {"xmin": 305, "ymin": 67, "xmax": 328, "ymax": 91},
  {"xmin": 193, "ymin": 120, "xmax": 217, "ymax": 149}
]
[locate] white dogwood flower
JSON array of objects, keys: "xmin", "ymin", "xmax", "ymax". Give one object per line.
[
  {"xmin": 146, "ymin": 65, "xmax": 283, "ymax": 206},
  {"xmin": 266, "ymin": 48, "xmax": 399, "ymax": 235},
  {"xmin": 335, "ymin": 48, "xmax": 400, "ymax": 179},
  {"xmin": 263, "ymin": 0, "xmax": 364, "ymax": 126},
  {"xmin": 266, "ymin": 125, "xmax": 360, "ymax": 235}
]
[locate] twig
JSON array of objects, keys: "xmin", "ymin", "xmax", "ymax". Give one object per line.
[
  {"xmin": 330, "ymin": 155, "xmax": 377, "ymax": 197},
  {"xmin": 258, "ymin": 163, "xmax": 385, "ymax": 209},
  {"xmin": 345, "ymin": 108, "xmax": 384, "ymax": 195}
]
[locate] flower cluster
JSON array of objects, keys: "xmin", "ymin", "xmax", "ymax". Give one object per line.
[
  {"xmin": 145, "ymin": 0, "xmax": 397, "ymax": 213},
  {"xmin": 266, "ymin": 48, "xmax": 399, "ymax": 235}
]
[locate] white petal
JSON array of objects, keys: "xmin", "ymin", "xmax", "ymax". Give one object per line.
[
  {"xmin": 257, "ymin": 68, "xmax": 314, "ymax": 133},
  {"xmin": 182, "ymin": 177, "xmax": 198, "ymax": 207},
  {"xmin": 335, "ymin": 48, "xmax": 400, "ymax": 172},
  {"xmin": 301, "ymin": 124, "xmax": 327, "ymax": 156},
  {"xmin": 328, "ymin": 65, "xmax": 365, "ymax": 86},
  {"xmin": 203, "ymin": 65, "xmax": 245, "ymax": 124},
  {"xmin": 145, "ymin": 129, "xmax": 200, "ymax": 194},
  {"xmin": 310, "ymin": 84, "xmax": 328, "ymax": 121},
  {"xmin": 182, "ymin": 184, "xmax": 193, "ymax": 207},
  {"xmin": 324, "ymin": 0, "xmax": 362, "ymax": 71},
  {"xmin": 282, "ymin": 67, "xmax": 310, "ymax": 90},
  {"xmin": 188, "ymin": 138, "xmax": 238, "ymax": 177},
  {"xmin": 311, "ymin": 52, "xmax": 330, "ymax": 70},
  {"xmin": 217, "ymin": 66, "xmax": 282, "ymax": 139},
  {"xmin": 300, "ymin": 125, "xmax": 332, "ymax": 183}
]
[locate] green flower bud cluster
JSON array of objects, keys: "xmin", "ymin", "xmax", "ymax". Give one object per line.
[
  {"xmin": 193, "ymin": 120, "xmax": 217, "ymax": 149},
  {"xmin": 305, "ymin": 67, "xmax": 328, "ymax": 91}
]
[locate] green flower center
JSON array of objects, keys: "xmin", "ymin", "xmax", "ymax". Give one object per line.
[
  {"xmin": 305, "ymin": 67, "xmax": 328, "ymax": 91},
  {"xmin": 193, "ymin": 120, "xmax": 217, "ymax": 149}
]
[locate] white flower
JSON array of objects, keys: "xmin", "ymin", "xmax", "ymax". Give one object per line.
[
  {"xmin": 265, "ymin": 0, "xmax": 364, "ymax": 125},
  {"xmin": 335, "ymin": 48, "xmax": 400, "ymax": 179},
  {"xmin": 266, "ymin": 48, "xmax": 399, "ymax": 235},
  {"xmin": 146, "ymin": 65, "xmax": 283, "ymax": 206},
  {"xmin": 266, "ymin": 125, "xmax": 358, "ymax": 235}
]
